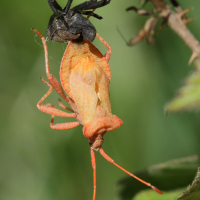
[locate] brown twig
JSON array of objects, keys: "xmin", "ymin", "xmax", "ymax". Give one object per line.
[{"xmin": 128, "ymin": 0, "xmax": 200, "ymax": 64}]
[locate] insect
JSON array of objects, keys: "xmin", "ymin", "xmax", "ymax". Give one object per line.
[
  {"xmin": 33, "ymin": 27, "xmax": 163, "ymax": 199},
  {"xmin": 47, "ymin": 0, "xmax": 111, "ymax": 42}
]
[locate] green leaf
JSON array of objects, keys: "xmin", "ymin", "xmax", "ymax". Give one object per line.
[
  {"xmin": 117, "ymin": 155, "xmax": 200, "ymax": 200},
  {"xmin": 176, "ymin": 167, "xmax": 200, "ymax": 200},
  {"xmin": 165, "ymin": 60, "xmax": 200, "ymax": 113},
  {"xmin": 133, "ymin": 188, "xmax": 184, "ymax": 200}
]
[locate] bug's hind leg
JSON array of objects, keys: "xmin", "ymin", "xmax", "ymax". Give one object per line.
[
  {"xmin": 42, "ymin": 103, "xmax": 80, "ymax": 130},
  {"xmin": 50, "ymin": 114, "xmax": 80, "ymax": 130},
  {"xmin": 90, "ymin": 149, "xmax": 97, "ymax": 200}
]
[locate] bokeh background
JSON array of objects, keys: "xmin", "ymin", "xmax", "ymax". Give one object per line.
[{"xmin": 0, "ymin": 0, "xmax": 200, "ymax": 200}]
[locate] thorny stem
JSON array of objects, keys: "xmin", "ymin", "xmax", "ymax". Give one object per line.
[
  {"xmin": 168, "ymin": 11, "xmax": 200, "ymax": 57},
  {"xmin": 149, "ymin": 0, "xmax": 167, "ymax": 11},
  {"xmin": 145, "ymin": 0, "xmax": 200, "ymax": 63}
]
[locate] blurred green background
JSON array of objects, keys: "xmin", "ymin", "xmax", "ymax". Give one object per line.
[{"xmin": 0, "ymin": 0, "xmax": 200, "ymax": 200}]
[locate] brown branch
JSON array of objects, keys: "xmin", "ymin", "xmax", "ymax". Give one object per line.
[
  {"xmin": 167, "ymin": 10, "xmax": 200, "ymax": 64},
  {"xmin": 149, "ymin": 0, "xmax": 167, "ymax": 11},
  {"xmin": 128, "ymin": 0, "xmax": 200, "ymax": 64}
]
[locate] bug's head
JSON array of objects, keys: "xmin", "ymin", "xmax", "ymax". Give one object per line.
[{"xmin": 89, "ymin": 134, "xmax": 104, "ymax": 150}]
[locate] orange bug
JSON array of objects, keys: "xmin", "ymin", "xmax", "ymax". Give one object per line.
[{"xmin": 33, "ymin": 28, "xmax": 163, "ymax": 199}]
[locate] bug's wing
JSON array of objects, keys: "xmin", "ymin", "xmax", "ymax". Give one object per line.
[
  {"xmin": 95, "ymin": 65, "xmax": 112, "ymax": 115},
  {"xmin": 69, "ymin": 62, "xmax": 98, "ymax": 124}
]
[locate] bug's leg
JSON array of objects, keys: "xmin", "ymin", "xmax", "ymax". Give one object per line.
[
  {"xmin": 50, "ymin": 114, "xmax": 80, "ymax": 130},
  {"xmin": 33, "ymin": 29, "xmax": 69, "ymax": 102},
  {"xmin": 83, "ymin": 0, "xmax": 110, "ymax": 10},
  {"xmin": 91, "ymin": 148, "xmax": 97, "ymax": 200},
  {"xmin": 71, "ymin": 0, "xmax": 110, "ymax": 12},
  {"xmin": 126, "ymin": 6, "xmax": 155, "ymax": 15},
  {"xmin": 82, "ymin": 10, "xmax": 102, "ymax": 19},
  {"xmin": 58, "ymin": 99, "xmax": 74, "ymax": 112},
  {"xmin": 71, "ymin": 0, "xmax": 97, "ymax": 12},
  {"xmin": 48, "ymin": 0, "xmax": 63, "ymax": 15},
  {"xmin": 37, "ymin": 78, "xmax": 76, "ymax": 118},
  {"xmin": 63, "ymin": 0, "xmax": 74, "ymax": 13},
  {"xmin": 96, "ymin": 33, "xmax": 112, "ymax": 62},
  {"xmin": 99, "ymin": 148, "xmax": 163, "ymax": 194}
]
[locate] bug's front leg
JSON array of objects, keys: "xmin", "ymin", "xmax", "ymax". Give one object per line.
[
  {"xmin": 96, "ymin": 33, "xmax": 112, "ymax": 61},
  {"xmin": 33, "ymin": 29, "xmax": 69, "ymax": 102}
]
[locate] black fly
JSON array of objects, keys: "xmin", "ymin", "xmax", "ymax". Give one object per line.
[{"xmin": 47, "ymin": 0, "xmax": 110, "ymax": 42}]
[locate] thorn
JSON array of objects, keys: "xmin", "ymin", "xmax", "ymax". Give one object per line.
[
  {"xmin": 194, "ymin": 59, "xmax": 200, "ymax": 71},
  {"xmin": 146, "ymin": 34, "xmax": 154, "ymax": 44},
  {"xmin": 178, "ymin": 8, "xmax": 193, "ymax": 18},
  {"xmin": 159, "ymin": 18, "xmax": 168, "ymax": 31},
  {"xmin": 183, "ymin": 17, "xmax": 195, "ymax": 25},
  {"xmin": 126, "ymin": 6, "xmax": 138, "ymax": 12},
  {"xmin": 189, "ymin": 52, "xmax": 197, "ymax": 65}
]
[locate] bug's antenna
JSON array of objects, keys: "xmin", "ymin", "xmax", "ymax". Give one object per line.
[
  {"xmin": 116, "ymin": 26, "xmax": 129, "ymax": 45},
  {"xmin": 99, "ymin": 148, "xmax": 163, "ymax": 194}
]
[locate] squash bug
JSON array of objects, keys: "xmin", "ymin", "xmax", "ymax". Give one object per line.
[{"xmin": 33, "ymin": 27, "xmax": 162, "ymax": 199}]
